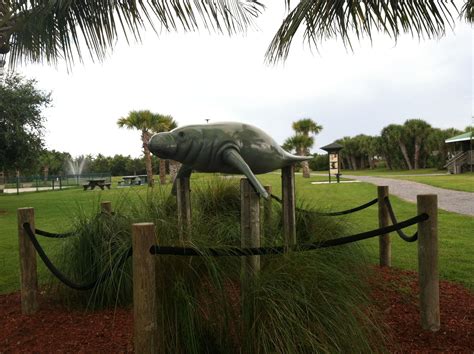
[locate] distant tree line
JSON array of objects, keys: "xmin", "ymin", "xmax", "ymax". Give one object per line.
[
  {"xmin": 331, "ymin": 119, "xmax": 470, "ymax": 171},
  {"xmin": 4, "ymin": 150, "xmax": 165, "ymax": 179}
]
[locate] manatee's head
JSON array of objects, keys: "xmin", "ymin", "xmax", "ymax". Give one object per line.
[
  {"xmin": 148, "ymin": 132, "xmax": 177, "ymax": 159},
  {"xmin": 148, "ymin": 127, "xmax": 202, "ymax": 162}
]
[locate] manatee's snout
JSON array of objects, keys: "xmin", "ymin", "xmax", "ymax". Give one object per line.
[{"xmin": 148, "ymin": 132, "xmax": 177, "ymax": 159}]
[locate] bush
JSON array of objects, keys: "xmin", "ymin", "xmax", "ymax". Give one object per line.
[{"xmin": 56, "ymin": 177, "xmax": 385, "ymax": 352}]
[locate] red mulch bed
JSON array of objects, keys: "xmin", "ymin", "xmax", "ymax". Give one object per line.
[{"xmin": 0, "ymin": 267, "xmax": 472, "ymax": 353}]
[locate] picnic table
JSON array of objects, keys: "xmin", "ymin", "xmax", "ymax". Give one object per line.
[
  {"xmin": 118, "ymin": 176, "xmax": 142, "ymax": 187},
  {"xmin": 83, "ymin": 179, "xmax": 111, "ymax": 191}
]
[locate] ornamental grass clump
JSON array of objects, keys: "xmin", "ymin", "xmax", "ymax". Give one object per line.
[{"xmin": 56, "ymin": 177, "xmax": 385, "ymax": 352}]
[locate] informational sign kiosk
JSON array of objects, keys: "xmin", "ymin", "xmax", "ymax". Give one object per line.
[{"xmin": 320, "ymin": 142, "xmax": 343, "ymax": 183}]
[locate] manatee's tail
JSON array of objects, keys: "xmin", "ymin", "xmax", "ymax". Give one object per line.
[{"xmin": 284, "ymin": 152, "xmax": 313, "ymax": 162}]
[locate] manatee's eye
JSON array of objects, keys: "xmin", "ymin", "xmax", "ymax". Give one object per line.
[{"xmin": 178, "ymin": 131, "xmax": 185, "ymax": 137}]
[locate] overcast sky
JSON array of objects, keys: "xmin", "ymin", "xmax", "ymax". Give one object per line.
[{"xmin": 16, "ymin": 3, "xmax": 473, "ymax": 158}]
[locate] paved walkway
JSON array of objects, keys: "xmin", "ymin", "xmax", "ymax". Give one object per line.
[{"xmin": 344, "ymin": 175, "xmax": 474, "ymax": 217}]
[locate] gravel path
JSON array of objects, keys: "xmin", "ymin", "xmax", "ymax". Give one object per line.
[{"xmin": 344, "ymin": 175, "xmax": 474, "ymax": 217}]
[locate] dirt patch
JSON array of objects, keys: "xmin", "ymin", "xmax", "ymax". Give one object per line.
[
  {"xmin": 0, "ymin": 267, "xmax": 472, "ymax": 352},
  {"xmin": 0, "ymin": 209, "xmax": 8, "ymax": 216},
  {"xmin": 0, "ymin": 292, "xmax": 133, "ymax": 352},
  {"xmin": 371, "ymin": 266, "xmax": 473, "ymax": 352}
]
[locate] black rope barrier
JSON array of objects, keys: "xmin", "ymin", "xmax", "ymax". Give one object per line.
[
  {"xmin": 23, "ymin": 223, "xmax": 132, "ymax": 291},
  {"xmin": 35, "ymin": 229, "xmax": 76, "ymax": 239},
  {"xmin": 270, "ymin": 194, "xmax": 378, "ymax": 216},
  {"xmin": 149, "ymin": 213, "xmax": 428, "ymax": 257},
  {"xmin": 384, "ymin": 197, "xmax": 419, "ymax": 242}
]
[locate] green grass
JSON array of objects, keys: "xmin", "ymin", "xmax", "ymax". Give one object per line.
[
  {"xmin": 341, "ymin": 168, "xmax": 441, "ymax": 176},
  {"xmin": 336, "ymin": 168, "xmax": 474, "ymax": 193},
  {"xmin": 386, "ymin": 173, "xmax": 474, "ymax": 193},
  {"xmin": 0, "ymin": 172, "xmax": 472, "ymax": 295}
]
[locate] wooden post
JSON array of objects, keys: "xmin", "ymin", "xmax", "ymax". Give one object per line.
[
  {"xmin": 100, "ymin": 201, "xmax": 112, "ymax": 215},
  {"xmin": 132, "ymin": 223, "xmax": 159, "ymax": 353},
  {"xmin": 263, "ymin": 185, "xmax": 272, "ymax": 241},
  {"xmin": 176, "ymin": 177, "xmax": 192, "ymax": 242},
  {"xmin": 378, "ymin": 186, "xmax": 391, "ymax": 267},
  {"xmin": 281, "ymin": 165, "xmax": 296, "ymax": 249},
  {"xmin": 417, "ymin": 194, "xmax": 440, "ymax": 332},
  {"xmin": 240, "ymin": 179, "xmax": 260, "ymax": 350},
  {"xmin": 17, "ymin": 207, "xmax": 39, "ymax": 314}
]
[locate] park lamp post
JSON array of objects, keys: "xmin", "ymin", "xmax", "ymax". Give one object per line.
[{"xmin": 321, "ymin": 142, "xmax": 343, "ymax": 183}]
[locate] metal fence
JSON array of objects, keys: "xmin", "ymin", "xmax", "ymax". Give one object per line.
[{"xmin": 0, "ymin": 173, "xmax": 112, "ymax": 194}]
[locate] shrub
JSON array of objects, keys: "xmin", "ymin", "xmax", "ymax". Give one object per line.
[{"xmin": 55, "ymin": 177, "xmax": 385, "ymax": 352}]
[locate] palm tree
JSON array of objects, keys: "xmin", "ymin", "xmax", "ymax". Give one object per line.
[
  {"xmin": 381, "ymin": 124, "xmax": 413, "ymax": 170},
  {"xmin": 404, "ymin": 119, "xmax": 432, "ymax": 169},
  {"xmin": 0, "ymin": 1, "xmax": 262, "ymax": 66},
  {"xmin": 283, "ymin": 134, "xmax": 314, "ymax": 176},
  {"xmin": 266, "ymin": 1, "xmax": 471, "ymax": 62},
  {"xmin": 2, "ymin": 1, "xmax": 472, "ymax": 66},
  {"xmin": 117, "ymin": 110, "xmax": 176, "ymax": 187},
  {"xmin": 291, "ymin": 118, "xmax": 323, "ymax": 178}
]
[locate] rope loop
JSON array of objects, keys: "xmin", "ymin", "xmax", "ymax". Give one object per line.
[
  {"xmin": 23, "ymin": 222, "xmax": 132, "ymax": 291},
  {"xmin": 270, "ymin": 194, "xmax": 378, "ymax": 216},
  {"xmin": 384, "ymin": 197, "xmax": 419, "ymax": 242}
]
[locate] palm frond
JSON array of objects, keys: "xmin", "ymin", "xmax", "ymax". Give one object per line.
[
  {"xmin": 1, "ymin": 0, "xmax": 263, "ymax": 66},
  {"xmin": 266, "ymin": 0, "xmax": 458, "ymax": 63},
  {"xmin": 461, "ymin": 0, "xmax": 474, "ymax": 22}
]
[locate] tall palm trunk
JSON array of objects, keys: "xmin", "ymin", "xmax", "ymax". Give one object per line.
[
  {"xmin": 142, "ymin": 131, "xmax": 154, "ymax": 187},
  {"xmin": 398, "ymin": 141, "xmax": 413, "ymax": 170},
  {"xmin": 413, "ymin": 137, "xmax": 422, "ymax": 170},
  {"xmin": 159, "ymin": 160, "xmax": 167, "ymax": 184},
  {"xmin": 350, "ymin": 155, "xmax": 358, "ymax": 170},
  {"xmin": 299, "ymin": 147, "xmax": 310, "ymax": 178},
  {"xmin": 169, "ymin": 161, "xmax": 180, "ymax": 182},
  {"xmin": 385, "ymin": 155, "xmax": 393, "ymax": 170}
]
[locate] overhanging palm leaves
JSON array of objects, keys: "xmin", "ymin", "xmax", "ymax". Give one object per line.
[
  {"xmin": 0, "ymin": 0, "xmax": 263, "ymax": 66},
  {"xmin": 266, "ymin": 0, "xmax": 466, "ymax": 62}
]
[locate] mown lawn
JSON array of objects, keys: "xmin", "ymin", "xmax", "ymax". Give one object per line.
[
  {"xmin": 387, "ymin": 173, "xmax": 474, "ymax": 193},
  {"xmin": 335, "ymin": 168, "xmax": 474, "ymax": 193},
  {"xmin": 341, "ymin": 168, "xmax": 441, "ymax": 176},
  {"xmin": 0, "ymin": 173, "xmax": 472, "ymax": 294}
]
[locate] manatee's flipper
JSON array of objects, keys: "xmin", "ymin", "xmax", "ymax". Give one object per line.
[
  {"xmin": 284, "ymin": 151, "xmax": 313, "ymax": 163},
  {"xmin": 222, "ymin": 148, "xmax": 269, "ymax": 199},
  {"xmin": 171, "ymin": 164, "xmax": 193, "ymax": 195}
]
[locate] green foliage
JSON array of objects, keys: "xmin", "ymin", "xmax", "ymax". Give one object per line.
[
  {"xmin": 338, "ymin": 119, "xmax": 466, "ymax": 171},
  {"xmin": 56, "ymin": 178, "xmax": 384, "ymax": 352},
  {"xmin": 266, "ymin": 0, "xmax": 461, "ymax": 62},
  {"xmin": 308, "ymin": 153, "xmax": 328, "ymax": 171},
  {"xmin": 283, "ymin": 118, "xmax": 322, "ymax": 155},
  {"xmin": 2, "ymin": 1, "xmax": 262, "ymax": 66},
  {"xmin": 37, "ymin": 149, "xmax": 71, "ymax": 176},
  {"xmin": 0, "ymin": 73, "xmax": 51, "ymax": 173}
]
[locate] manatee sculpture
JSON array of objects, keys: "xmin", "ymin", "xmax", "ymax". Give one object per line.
[{"xmin": 148, "ymin": 122, "xmax": 311, "ymax": 199}]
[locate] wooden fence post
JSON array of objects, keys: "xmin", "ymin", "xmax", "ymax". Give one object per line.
[
  {"xmin": 240, "ymin": 178, "xmax": 261, "ymax": 350},
  {"xmin": 417, "ymin": 194, "xmax": 440, "ymax": 331},
  {"xmin": 176, "ymin": 177, "xmax": 192, "ymax": 242},
  {"xmin": 263, "ymin": 185, "xmax": 272, "ymax": 241},
  {"xmin": 281, "ymin": 165, "xmax": 296, "ymax": 249},
  {"xmin": 100, "ymin": 201, "xmax": 112, "ymax": 215},
  {"xmin": 132, "ymin": 223, "xmax": 159, "ymax": 353},
  {"xmin": 17, "ymin": 207, "xmax": 39, "ymax": 314},
  {"xmin": 377, "ymin": 186, "xmax": 391, "ymax": 267}
]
